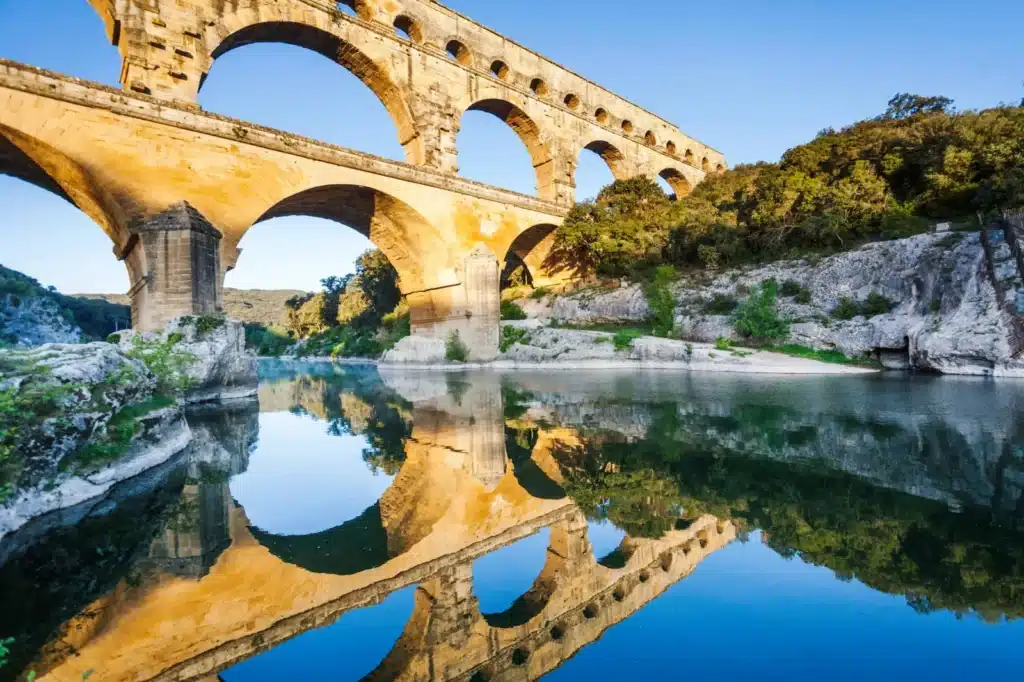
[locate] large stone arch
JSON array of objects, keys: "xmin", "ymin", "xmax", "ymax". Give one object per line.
[
  {"xmin": 250, "ymin": 184, "xmax": 446, "ymax": 292},
  {"xmin": 658, "ymin": 167, "xmax": 694, "ymax": 199},
  {"xmin": 461, "ymin": 98, "xmax": 557, "ymax": 201},
  {"xmin": 201, "ymin": 18, "xmax": 423, "ymax": 164},
  {"xmin": 580, "ymin": 139, "xmax": 632, "ymax": 182}
]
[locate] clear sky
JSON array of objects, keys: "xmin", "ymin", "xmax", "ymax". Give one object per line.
[{"xmin": 1, "ymin": 0, "xmax": 1022, "ymax": 293}]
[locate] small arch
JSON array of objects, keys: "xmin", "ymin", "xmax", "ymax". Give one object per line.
[
  {"xmin": 446, "ymin": 39, "xmax": 473, "ymax": 66},
  {"xmin": 621, "ymin": 120, "xmax": 634, "ymax": 134},
  {"xmin": 550, "ymin": 624, "xmax": 565, "ymax": 641},
  {"xmin": 659, "ymin": 551, "xmax": 674, "ymax": 572},
  {"xmin": 666, "ymin": 141, "xmax": 677, "ymax": 155},
  {"xmin": 644, "ymin": 130, "xmax": 657, "ymax": 146},
  {"xmin": 658, "ymin": 168, "xmax": 693, "ymax": 200},
  {"xmin": 464, "ymin": 99, "xmax": 554, "ymax": 199},
  {"xmin": 530, "ymin": 78, "xmax": 549, "ymax": 98},
  {"xmin": 490, "ymin": 60, "xmax": 510, "ymax": 81},
  {"xmin": 582, "ymin": 140, "xmax": 630, "ymax": 181},
  {"xmin": 594, "ymin": 108, "xmax": 609, "ymax": 124},
  {"xmin": 511, "ymin": 649, "xmax": 530, "ymax": 666},
  {"xmin": 702, "ymin": 157, "xmax": 711, "ymax": 172},
  {"xmin": 336, "ymin": 0, "xmax": 374, "ymax": 21},
  {"xmin": 612, "ymin": 587, "xmax": 626, "ymax": 602},
  {"xmin": 716, "ymin": 163, "xmax": 725, "ymax": 173},
  {"xmin": 684, "ymin": 149, "xmax": 695, "ymax": 164},
  {"xmin": 392, "ymin": 15, "xmax": 423, "ymax": 43},
  {"xmin": 583, "ymin": 603, "xmax": 599, "ymax": 619},
  {"xmin": 564, "ymin": 93, "xmax": 580, "ymax": 110},
  {"xmin": 639, "ymin": 570, "xmax": 650, "ymax": 583}
]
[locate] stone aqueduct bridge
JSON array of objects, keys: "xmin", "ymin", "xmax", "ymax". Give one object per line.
[
  {"xmin": 0, "ymin": 0, "xmax": 725, "ymax": 357},
  {"xmin": 36, "ymin": 379, "xmax": 737, "ymax": 682}
]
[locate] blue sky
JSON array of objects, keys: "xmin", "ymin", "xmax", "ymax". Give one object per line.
[{"xmin": 1, "ymin": 0, "xmax": 1022, "ymax": 293}]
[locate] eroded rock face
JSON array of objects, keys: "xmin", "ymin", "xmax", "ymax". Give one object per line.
[
  {"xmin": 0, "ymin": 343, "xmax": 191, "ymax": 537},
  {"xmin": 118, "ymin": 317, "xmax": 258, "ymax": 404},
  {"xmin": 381, "ymin": 336, "xmax": 448, "ymax": 365},
  {"xmin": 545, "ymin": 232, "xmax": 1024, "ymax": 376},
  {"xmin": 1, "ymin": 294, "xmax": 82, "ymax": 347}
]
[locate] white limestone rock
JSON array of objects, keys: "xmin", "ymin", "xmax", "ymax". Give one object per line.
[
  {"xmin": 551, "ymin": 285, "xmax": 650, "ymax": 324},
  {"xmin": 380, "ymin": 335, "xmax": 448, "ymax": 365},
  {"xmin": 0, "ymin": 294, "xmax": 82, "ymax": 347}
]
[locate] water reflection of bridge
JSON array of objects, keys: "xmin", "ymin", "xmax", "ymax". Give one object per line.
[{"xmin": 36, "ymin": 372, "xmax": 735, "ymax": 682}]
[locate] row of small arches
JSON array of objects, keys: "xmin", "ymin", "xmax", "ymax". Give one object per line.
[{"xmin": 336, "ymin": 1, "xmax": 717, "ymax": 172}]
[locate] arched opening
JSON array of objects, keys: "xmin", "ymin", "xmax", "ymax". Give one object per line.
[
  {"xmin": 564, "ymin": 93, "xmax": 581, "ymax": 110},
  {"xmin": 246, "ymin": 184, "xmax": 440, "ymax": 291},
  {"xmin": 530, "ymin": 78, "xmax": 549, "ymax": 98},
  {"xmin": 336, "ymin": 0, "xmax": 375, "ymax": 21},
  {"xmin": 490, "ymin": 60, "xmax": 511, "ymax": 81},
  {"xmin": 685, "ymin": 149, "xmax": 695, "ymax": 165},
  {"xmin": 577, "ymin": 140, "xmax": 628, "ymax": 200},
  {"xmin": 502, "ymin": 224, "xmax": 559, "ymax": 290},
  {"xmin": 591, "ymin": 520, "xmax": 631, "ymax": 568},
  {"xmin": 702, "ymin": 157, "xmax": 711, "ymax": 172},
  {"xmin": 2, "ymin": 1, "xmax": 121, "ymax": 86},
  {"xmin": 459, "ymin": 99, "xmax": 554, "ymax": 198},
  {"xmin": 621, "ymin": 120, "xmax": 634, "ymax": 134},
  {"xmin": 644, "ymin": 130, "xmax": 657, "ymax": 146},
  {"xmin": 594, "ymin": 108, "xmax": 609, "ymax": 125},
  {"xmin": 475, "ymin": 528, "xmax": 556, "ymax": 628},
  {"xmin": 393, "ymin": 15, "xmax": 423, "ymax": 43},
  {"xmin": 666, "ymin": 141, "xmax": 677, "ymax": 155},
  {"xmin": 0, "ymin": 132, "xmax": 131, "ymax": 336},
  {"xmin": 716, "ymin": 163, "xmax": 726, "ymax": 173},
  {"xmin": 201, "ymin": 22, "xmax": 418, "ymax": 163},
  {"xmin": 446, "ymin": 39, "xmax": 473, "ymax": 66},
  {"xmin": 658, "ymin": 168, "xmax": 692, "ymax": 200}
]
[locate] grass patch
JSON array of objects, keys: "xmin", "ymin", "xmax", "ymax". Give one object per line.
[
  {"xmin": 529, "ymin": 286, "xmax": 553, "ymax": 300},
  {"xmin": 613, "ymin": 329, "xmax": 642, "ymax": 351},
  {"xmin": 770, "ymin": 343, "xmax": 878, "ymax": 367},
  {"xmin": 71, "ymin": 395, "xmax": 176, "ymax": 472},
  {"xmin": 500, "ymin": 326, "xmax": 530, "ymax": 353},
  {"xmin": 501, "ymin": 300, "xmax": 528, "ymax": 321}
]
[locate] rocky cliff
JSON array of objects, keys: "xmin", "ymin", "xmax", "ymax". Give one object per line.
[{"xmin": 542, "ymin": 231, "xmax": 1024, "ymax": 377}]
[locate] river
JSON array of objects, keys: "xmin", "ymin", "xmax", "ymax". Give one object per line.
[{"xmin": 2, "ymin": 362, "xmax": 1023, "ymax": 681}]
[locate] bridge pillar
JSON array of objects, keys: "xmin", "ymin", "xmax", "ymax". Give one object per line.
[
  {"xmin": 122, "ymin": 202, "xmax": 224, "ymax": 331},
  {"xmin": 406, "ymin": 244, "xmax": 500, "ymax": 361}
]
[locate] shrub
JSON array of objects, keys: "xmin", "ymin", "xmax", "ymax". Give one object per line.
[
  {"xmin": 731, "ymin": 280, "xmax": 790, "ymax": 343},
  {"xmin": 698, "ymin": 245, "xmax": 721, "ymax": 271},
  {"xmin": 445, "ymin": 330, "xmax": 470, "ymax": 362},
  {"xmin": 125, "ymin": 335, "xmax": 197, "ymax": 396},
  {"xmin": 501, "ymin": 300, "xmax": 528, "ymax": 320},
  {"xmin": 106, "ymin": 333, "xmax": 122, "ymax": 345},
  {"xmin": 703, "ymin": 295, "xmax": 738, "ymax": 315},
  {"xmin": 613, "ymin": 329, "xmax": 640, "ymax": 351},
  {"xmin": 714, "ymin": 337, "xmax": 733, "ymax": 351},
  {"xmin": 832, "ymin": 297, "xmax": 860, "ymax": 320},
  {"xmin": 644, "ymin": 265, "xmax": 678, "ymax": 337},
  {"xmin": 530, "ymin": 286, "xmax": 553, "ymax": 300},
  {"xmin": 500, "ymin": 326, "xmax": 529, "ymax": 353},
  {"xmin": 861, "ymin": 292, "xmax": 894, "ymax": 317}
]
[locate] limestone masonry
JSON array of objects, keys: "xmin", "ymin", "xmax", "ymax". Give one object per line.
[{"xmin": 0, "ymin": 0, "xmax": 726, "ymax": 358}]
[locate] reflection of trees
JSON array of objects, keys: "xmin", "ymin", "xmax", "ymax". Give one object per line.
[{"xmin": 552, "ymin": 418, "xmax": 1024, "ymax": 622}]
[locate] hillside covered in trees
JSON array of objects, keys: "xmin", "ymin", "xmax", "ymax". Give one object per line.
[{"xmin": 551, "ymin": 94, "xmax": 1024, "ymax": 277}]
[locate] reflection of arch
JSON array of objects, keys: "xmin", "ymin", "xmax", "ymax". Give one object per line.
[
  {"xmin": 204, "ymin": 21, "xmax": 420, "ymax": 163},
  {"xmin": 581, "ymin": 140, "xmax": 630, "ymax": 180},
  {"xmin": 0, "ymin": 125, "xmax": 130, "ymax": 248},
  {"xmin": 658, "ymin": 168, "xmax": 693, "ymax": 199},
  {"xmin": 463, "ymin": 99, "xmax": 555, "ymax": 199},
  {"xmin": 506, "ymin": 427, "xmax": 565, "ymax": 500},
  {"xmin": 249, "ymin": 502, "xmax": 389, "ymax": 575},
  {"xmin": 596, "ymin": 537, "xmax": 637, "ymax": 569},
  {"xmin": 481, "ymin": 537, "xmax": 565, "ymax": 628},
  {"xmin": 253, "ymin": 184, "xmax": 442, "ymax": 290}
]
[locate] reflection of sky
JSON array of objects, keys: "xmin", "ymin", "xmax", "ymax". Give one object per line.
[
  {"xmin": 588, "ymin": 519, "xmax": 628, "ymax": 562},
  {"xmin": 230, "ymin": 411, "xmax": 395, "ymax": 536},
  {"xmin": 222, "ymin": 586, "xmax": 415, "ymax": 682},
  {"xmin": 546, "ymin": 532, "xmax": 1024, "ymax": 681},
  {"xmin": 473, "ymin": 528, "xmax": 551, "ymax": 616}
]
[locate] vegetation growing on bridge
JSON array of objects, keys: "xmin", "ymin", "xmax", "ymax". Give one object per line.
[{"xmin": 549, "ymin": 94, "xmax": 1024, "ymax": 279}]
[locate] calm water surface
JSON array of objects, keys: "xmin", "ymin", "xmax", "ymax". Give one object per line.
[{"xmin": 2, "ymin": 363, "xmax": 1023, "ymax": 681}]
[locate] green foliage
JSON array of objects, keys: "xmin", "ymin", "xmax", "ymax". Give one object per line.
[
  {"xmin": 72, "ymin": 396, "xmax": 175, "ymax": 471},
  {"xmin": 703, "ymin": 294, "xmax": 738, "ymax": 315},
  {"xmin": 501, "ymin": 300, "xmax": 528, "ymax": 321},
  {"xmin": 643, "ymin": 265, "xmax": 678, "ymax": 337},
  {"xmin": 770, "ymin": 343, "xmax": 874, "ymax": 367},
  {"xmin": 0, "ymin": 636, "xmax": 12, "ymax": 669},
  {"xmin": 244, "ymin": 323, "xmax": 295, "ymax": 357},
  {"xmin": 551, "ymin": 97, "xmax": 1024, "ymax": 277},
  {"xmin": 832, "ymin": 296, "xmax": 860, "ymax": 320},
  {"xmin": 500, "ymin": 326, "xmax": 530, "ymax": 353},
  {"xmin": 355, "ymin": 249, "xmax": 401, "ymax": 325},
  {"xmin": 714, "ymin": 336, "xmax": 733, "ymax": 351},
  {"xmin": 861, "ymin": 292, "xmax": 894, "ymax": 317},
  {"xmin": 529, "ymin": 286, "xmax": 552, "ymax": 300},
  {"xmin": 106, "ymin": 333, "xmax": 122, "ymax": 345},
  {"xmin": 125, "ymin": 335, "xmax": 196, "ymax": 396},
  {"xmin": 731, "ymin": 280, "xmax": 790, "ymax": 343},
  {"xmin": 297, "ymin": 325, "xmax": 381, "ymax": 359},
  {"xmin": 613, "ymin": 329, "xmax": 640, "ymax": 351},
  {"xmin": 445, "ymin": 330, "xmax": 470, "ymax": 363}
]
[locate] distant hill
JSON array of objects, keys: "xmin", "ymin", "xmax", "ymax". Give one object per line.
[
  {"xmin": 80, "ymin": 288, "xmax": 307, "ymax": 329},
  {"xmin": 1, "ymin": 264, "xmax": 130, "ymax": 345}
]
